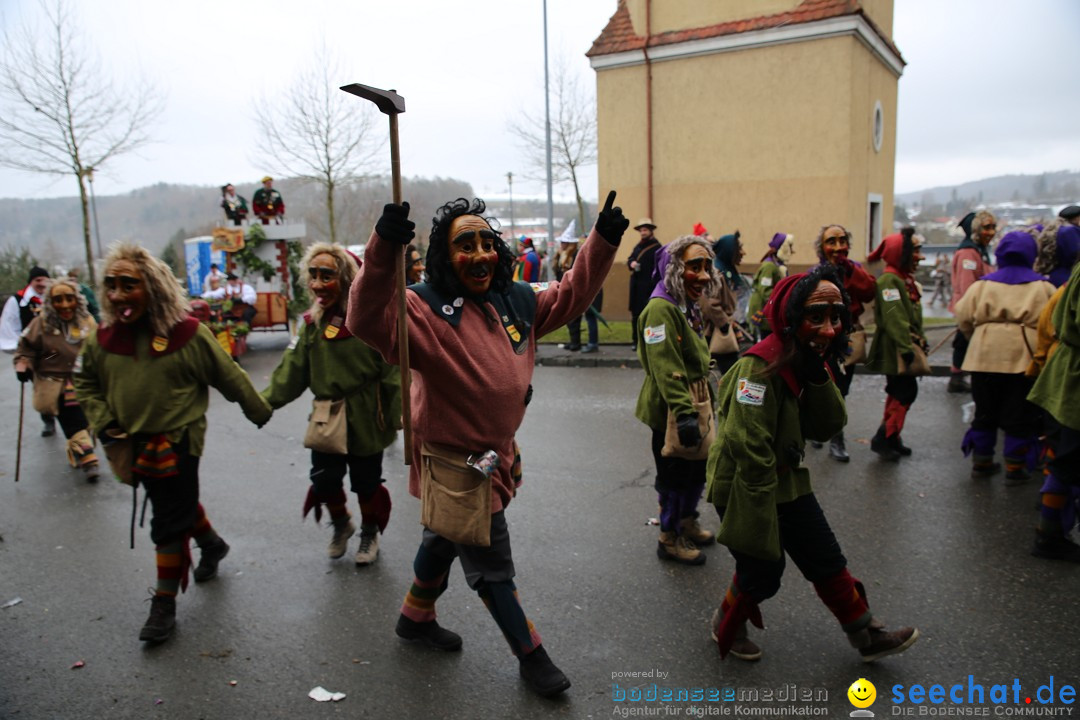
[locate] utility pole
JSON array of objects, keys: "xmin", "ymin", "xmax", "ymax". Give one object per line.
[
  {"xmin": 84, "ymin": 167, "xmax": 103, "ymax": 262},
  {"xmin": 542, "ymin": 0, "xmax": 554, "ymax": 262},
  {"xmin": 507, "ymin": 171, "xmax": 516, "ymax": 238}
]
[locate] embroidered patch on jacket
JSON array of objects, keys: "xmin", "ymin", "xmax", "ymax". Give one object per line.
[
  {"xmin": 881, "ymin": 288, "xmax": 901, "ymax": 302},
  {"xmin": 644, "ymin": 324, "xmax": 666, "ymax": 344},
  {"xmin": 961, "ymin": 259, "xmax": 978, "ymax": 271},
  {"xmin": 529, "ymin": 282, "xmax": 550, "ymax": 293},
  {"xmin": 761, "ymin": 277, "xmax": 773, "ymax": 287},
  {"xmin": 287, "ymin": 335, "xmax": 300, "ymax": 350},
  {"xmin": 736, "ymin": 378, "xmax": 766, "ymax": 406}
]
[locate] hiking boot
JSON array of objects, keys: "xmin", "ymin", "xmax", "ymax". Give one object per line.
[
  {"xmin": 139, "ymin": 594, "xmax": 176, "ymax": 643},
  {"xmin": 657, "ymin": 531, "xmax": 705, "ymax": 565},
  {"xmin": 679, "ymin": 516, "xmax": 715, "ymax": 546},
  {"xmin": 848, "ymin": 621, "xmax": 919, "ymax": 663},
  {"xmin": 354, "ymin": 530, "xmax": 379, "ymax": 566},
  {"xmin": 328, "ymin": 517, "xmax": 355, "ymax": 559},
  {"xmin": 828, "ymin": 433, "xmax": 850, "ymax": 463},
  {"xmin": 82, "ymin": 461, "xmax": 100, "ymax": 483},
  {"xmin": 710, "ymin": 607, "xmax": 762, "ymax": 661},
  {"xmin": 558, "ymin": 343, "xmax": 581, "ymax": 351},
  {"xmin": 41, "ymin": 418, "xmax": 56, "ymax": 437},
  {"xmin": 580, "ymin": 343, "xmax": 599, "ymax": 354},
  {"xmin": 870, "ymin": 430, "xmax": 900, "ymax": 462},
  {"xmin": 519, "ymin": 645, "xmax": 571, "ymax": 697},
  {"xmin": 890, "ymin": 435, "xmax": 913, "ymax": 457},
  {"xmin": 809, "ymin": 440, "xmax": 824, "ymax": 449},
  {"xmin": 1031, "ymin": 531, "xmax": 1080, "ymax": 563},
  {"xmin": 193, "ymin": 537, "xmax": 230, "ymax": 582},
  {"xmin": 947, "ymin": 374, "xmax": 971, "ymax": 394},
  {"xmin": 395, "ymin": 614, "xmax": 462, "ymax": 651},
  {"xmin": 971, "ymin": 459, "xmax": 1002, "ymax": 479}
]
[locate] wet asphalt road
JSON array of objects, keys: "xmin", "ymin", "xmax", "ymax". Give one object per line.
[{"xmin": 1, "ymin": 332, "xmax": 1078, "ymax": 720}]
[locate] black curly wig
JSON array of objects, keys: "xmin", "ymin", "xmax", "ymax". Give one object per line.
[{"xmin": 425, "ymin": 198, "xmax": 518, "ymax": 298}]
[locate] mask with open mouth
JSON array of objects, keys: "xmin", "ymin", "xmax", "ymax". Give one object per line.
[
  {"xmin": 50, "ymin": 286, "xmax": 79, "ymax": 322},
  {"xmin": 821, "ymin": 226, "xmax": 850, "ymax": 265},
  {"xmin": 104, "ymin": 259, "xmax": 147, "ymax": 325},
  {"xmin": 795, "ymin": 280, "xmax": 844, "ymax": 356},
  {"xmin": 448, "ymin": 215, "xmax": 499, "ymax": 296},
  {"xmin": 308, "ymin": 252, "xmax": 342, "ymax": 309}
]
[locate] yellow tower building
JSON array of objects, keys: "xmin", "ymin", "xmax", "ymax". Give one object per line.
[{"xmin": 588, "ymin": 0, "xmax": 904, "ymax": 319}]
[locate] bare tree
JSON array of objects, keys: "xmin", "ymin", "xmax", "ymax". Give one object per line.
[
  {"xmin": 508, "ymin": 56, "xmax": 597, "ymax": 236},
  {"xmin": 251, "ymin": 45, "xmax": 382, "ymax": 245},
  {"xmin": 0, "ymin": 0, "xmax": 163, "ymax": 284}
]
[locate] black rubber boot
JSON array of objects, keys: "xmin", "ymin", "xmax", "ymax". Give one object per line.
[
  {"xmin": 828, "ymin": 432, "xmax": 850, "ymax": 463},
  {"xmin": 870, "ymin": 427, "xmax": 900, "ymax": 462},
  {"xmin": 519, "ymin": 645, "xmax": 571, "ymax": 697}
]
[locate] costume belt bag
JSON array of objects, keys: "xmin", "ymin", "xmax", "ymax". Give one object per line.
[
  {"xmin": 844, "ymin": 329, "xmax": 868, "ymax": 367},
  {"xmin": 102, "ymin": 429, "xmax": 135, "ymax": 487},
  {"xmin": 896, "ymin": 344, "xmax": 931, "ymax": 376},
  {"xmin": 661, "ymin": 377, "xmax": 716, "ymax": 461},
  {"xmin": 31, "ymin": 375, "xmax": 64, "ymax": 416},
  {"xmin": 303, "ymin": 398, "xmax": 347, "ymax": 455},
  {"xmin": 420, "ymin": 442, "xmax": 491, "ymax": 547}
]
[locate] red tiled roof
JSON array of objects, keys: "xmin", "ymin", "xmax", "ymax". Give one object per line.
[{"xmin": 587, "ymin": 0, "xmax": 903, "ymax": 63}]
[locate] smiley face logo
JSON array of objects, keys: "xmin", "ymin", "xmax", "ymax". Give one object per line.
[{"xmin": 848, "ymin": 678, "xmax": 876, "ymax": 709}]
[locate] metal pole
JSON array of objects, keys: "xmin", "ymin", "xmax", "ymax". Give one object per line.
[
  {"xmin": 543, "ymin": 0, "xmax": 554, "ymax": 262},
  {"xmin": 507, "ymin": 172, "xmax": 515, "ymax": 238},
  {"xmin": 87, "ymin": 167, "xmax": 103, "ymax": 261}
]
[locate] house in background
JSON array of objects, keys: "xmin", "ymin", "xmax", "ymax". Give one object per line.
[{"xmin": 588, "ymin": 0, "xmax": 904, "ymax": 319}]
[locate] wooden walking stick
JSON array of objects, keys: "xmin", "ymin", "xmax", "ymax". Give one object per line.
[
  {"xmin": 339, "ymin": 83, "xmax": 412, "ymax": 464},
  {"xmin": 15, "ymin": 382, "xmax": 25, "ymax": 482},
  {"xmin": 926, "ymin": 327, "xmax": 959, "ymax": 358}
]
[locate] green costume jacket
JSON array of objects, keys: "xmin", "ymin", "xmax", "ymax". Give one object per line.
[
  {"xmin": 705, "ymin": 355, "xmax": 846, "ymax": 561},
  {"xmin": 748, "ymin": 262, "xmax": 785, "ymax": 332},
  {"xmin": 75, "ymin": 320, "xmax": 271, "ymax": 457},
  {"xmin": 1029, "ymin": 262, "xmax": 1080, "ymax": 430},
  {"xmin": 262, "ymin": 315, "xmax": 401, "ymax": 456},
  {"xmin": 635, "ymin": 297, "xmax": 711, "ymax": 430},
  {"xmin": 865, "ymin": 273, "xmax": 925, "ymax": 376}
]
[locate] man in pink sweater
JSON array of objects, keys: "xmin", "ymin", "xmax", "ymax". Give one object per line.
[
  {"xmin": 347, "ymin": 193, "xmax": 627, "ymax": 697},
  {"xmin": 948, "ymin": 210, "xmax": 997, "ymax": 393}
]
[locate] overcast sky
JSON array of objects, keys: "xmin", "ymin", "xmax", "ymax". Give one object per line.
[{"xmin": 1, "ymin": 0, "xmax": 1077, "ymax": 203}]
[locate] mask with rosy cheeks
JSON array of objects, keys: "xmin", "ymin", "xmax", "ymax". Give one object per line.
[
  {"xmin": 104, "ymin": 259, "xmax": 148, "ymax": 324},
  {"xmin": 448, "ymin": 215, "xmax": 499, "ymax": 295},
  {"xmin": 680, "ymin": 244, "xmax": 711, "ymax": 302},
  {"xmin": 795, "ymin": 280, "xmax": 844, "ymax": 356},
  {"xmin": 821, "ymin": 227, "xmax": 850, "ymax": 265},
  {"xmin": 50, "ymin": 287, "xmax": 78, "ymax": 322},
  {"xmin": 308, "ymin": 253, "xmax": 342, "ymax": 308}
]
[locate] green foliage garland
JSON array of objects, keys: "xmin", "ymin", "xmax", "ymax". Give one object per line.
[{"xmin": 232, "ymin": 225, "xmax": 307, "ymax": 319}]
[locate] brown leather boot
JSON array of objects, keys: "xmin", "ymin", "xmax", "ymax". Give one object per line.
[
  {"xmin": 656, "ymin": 531, "xmax": 705, "ymax": 565},
  {"xmin": 679, "ymin": 516, "xmax": 715, "ymax": 546},
  {"xmin": 847, "ymin": 618, "xmax": 919, "ymax": 662},
  {"xmin": 710, "ymin": 608, "xmax": 762, "ymax": 661}
]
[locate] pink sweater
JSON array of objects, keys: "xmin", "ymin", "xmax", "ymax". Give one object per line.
[{"xmin": 347, "ymin": 228, "xmax": 617, "ymax": 511}]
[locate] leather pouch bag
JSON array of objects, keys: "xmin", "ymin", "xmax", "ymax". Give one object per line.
[
  {"xmin": 420, "ymin": 442, "xmax": 491, "ymax": 547},
  {"xmin": 708, "ymin": 323, "xmax": 739, "ymax": 355},
  {"xmin": 844, "ymin": 330, "xmax": 868, "ymax": 367},
  {"xmin": 896, "ymin": 344, "xmax": 931, "ymax": 376},
  {"xmin": 103, "ymin": 429, "xmax": 135, "ymax": 487},
  {"xmin": 661, "ymin": 377, "xmax": 716, "ymax": 460},
  {"xmin": 303, "ymin": 398, "xmax": 347, "ymax": 455},
  {"xmin": 32, "ymin": 375, "xmax": 64, "ymax": 416}
]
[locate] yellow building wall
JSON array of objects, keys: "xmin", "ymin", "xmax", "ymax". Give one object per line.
[
  {"xmin": 858, "ymin": 0, "xmax": 894, "ymax": 38},
  {"xmin": 595, "ymin": 11, "xmax": 899, "ymax": 319},
  {"xmin": 625, "ymin": 0, "xmax": 802, "ymax": 36}
]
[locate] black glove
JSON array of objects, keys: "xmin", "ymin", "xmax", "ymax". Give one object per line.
[
  {"xmin": 799, "ymin": 348, "xmax": 830, "ymax": 384},
  {"xmin": 676, "ymin": 413, "xmax": 702, "ymax": 448},
  {"xmin": 595, "ymin": 190, "xmax": 630, "ymax": 247},
  {"xmin": 15, "ymin": 369, "xmax": 32, "ymax": 383},
  {"xmin": 375, "ymin": 202, "xmax": 415, "ymax": 246},
  {"xmin": 900, "ymin": 350, "xmax": 915, "ymax": 368}
]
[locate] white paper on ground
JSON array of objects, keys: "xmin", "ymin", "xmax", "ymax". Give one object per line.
[{"xmin": 308, "ymin": 687, "xmax": 346, "ymax": 702}]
